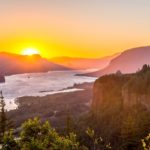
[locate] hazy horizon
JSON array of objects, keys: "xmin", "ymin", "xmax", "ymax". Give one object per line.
[{"xmin": 1, "ymin": 0, "xmax": 150, "ymax": 58}]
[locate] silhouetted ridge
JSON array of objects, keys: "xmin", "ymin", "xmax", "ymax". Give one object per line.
[
  {"xmin": 50, "ymin": 53, "xmax": 119, "ymax": 70},
  {"xmin": 84, "ymin": 46, "xmax": 150, "ymax": 76},
  {"xmin": 0, "ymin": 52, "xmax": 70, "ymax": 76}
]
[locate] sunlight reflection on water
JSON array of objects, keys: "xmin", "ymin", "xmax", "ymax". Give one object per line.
[{"xmin": 0, "ymin": 70, "xmax": 97, "ymax": 110}]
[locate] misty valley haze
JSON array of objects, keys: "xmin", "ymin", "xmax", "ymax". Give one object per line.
[
  {"xmin": 0, "ymin": 70, "xmax": 96, "ymax": 110},
  {"xmin": 84, "ymin": 46, "xmax": 150, "ymax": 76}
]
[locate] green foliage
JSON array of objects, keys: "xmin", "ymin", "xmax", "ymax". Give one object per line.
[
  {"xmin": 1, "ymin": 118, "xmax": 86, "ymax": 150},
  {"xmin": 86, "ymin": 127, "xmax": 111, "ymax": 150},
  {"xmin": 0, "ymin": 91, "xmax": 14, "ymax": 144},
  {"xmin": 86, "ymin": 127, "xmax": 94, "ymax": 139},
  {"xmin": 0, "ymin": 118, "xmax": 112, "ymax": 150},
  {"xmin": 142, "ymin": 134, "xmax": 150, "ymax": 150},
  {"xmin": 19, "ymin": 117, "xmax": 80, "ymax": 150},
  {"xmin": 2, "ymin": 130, "xmax": 19, "ymax": 150},
  {"xmin": 51, "ymin": 133, "xmax": 79, "ymax": 150}
]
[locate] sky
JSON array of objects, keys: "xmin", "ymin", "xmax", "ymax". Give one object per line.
[{"xmin": 0, "ymin": 0, "xmax": 150, "ymax": 58}]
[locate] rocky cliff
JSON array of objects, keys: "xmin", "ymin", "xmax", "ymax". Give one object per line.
[
  {"xmin": 122, "ymin": 88, "xmax": 150, "ymax": 109},
  {"xmin": 92, "ymin": 65, "xmax": 150, "ymax": 114}
]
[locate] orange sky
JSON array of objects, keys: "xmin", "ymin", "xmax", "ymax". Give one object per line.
[{"xmin": 0, "ymin": 0, "xmax": 150, "ymax": 58}]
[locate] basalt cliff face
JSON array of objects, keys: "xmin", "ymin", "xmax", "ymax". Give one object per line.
[
  {"xmin": 122, "ymin": 89, "xmax": 150, "ymax": 109},
  {"xmin": 92, "ymin": 65, "xmax": 150, "ymax": 114}
]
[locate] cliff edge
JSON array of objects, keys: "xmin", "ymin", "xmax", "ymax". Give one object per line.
[{"xmin": 92, "ymin": 65, "xmax": 150, "ymax": 114}]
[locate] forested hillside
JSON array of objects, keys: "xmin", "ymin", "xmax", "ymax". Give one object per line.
[
  {"xmin": 89, "ymin": 64, "xmax": 150, "ymax": 150},
  {"xmin": 1, "ymin": 65, "xmax": 150, "ymax": 150}
]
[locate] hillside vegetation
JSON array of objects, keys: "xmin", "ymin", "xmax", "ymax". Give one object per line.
[
  {"xmin": 1, "ymin": 65, "xmax": 150, "ymax": 149},
  {"xmin": 88, "ymin": 64, "xmax": 150, "ymax": 150}
]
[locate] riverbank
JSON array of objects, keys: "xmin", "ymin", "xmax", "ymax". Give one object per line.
[
  {"xmin": 7, "ymin": 82, "xmax": 93, "ymax": 129},
  {"xmin": 0, "ymin": 70, "xmax": 96, "ymax": 110}
]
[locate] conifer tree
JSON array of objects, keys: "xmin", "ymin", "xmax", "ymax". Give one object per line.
[
  {"xmin": 0, "ymin": 91, "xmax": 7, "ymax": 142},
  {"xmin": 65, "ymin": 107, "xmax": 74, "ymax": 135}
]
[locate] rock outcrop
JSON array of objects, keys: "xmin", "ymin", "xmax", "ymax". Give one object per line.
[
  {"xmin": 122, "ymin": 88, "xmax": 150, "ymax": 109},
  {"xmin": 92, "ymin": 65, "xmax": 150, "ymax": 114}
]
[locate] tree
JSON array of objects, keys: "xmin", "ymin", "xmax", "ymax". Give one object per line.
[
  {"xmin": 116, "ymin": 70, "xmax": 122, "ymax": 76},
  {"xmin": 1, "ymin": 117, "xmax": 112, "ymax": 150},
  {"xmin": 86, "ymin": 127, "xmax": 111, "ymax": 150},
  {"xmin": 2, "ymin": 130, "xmax": 19, "ymax": 150},
  {"xmin": 65, "ymin": 108, "xmax": 75, "ymax": 135},
  {"xmin": 140, "ymin": 64, "xmax": 150, "ymax": 73},
  {"xmin": 0, "ymin": 91, "xmax": 7, "ymax": 142},
  {"xmin": 19, "ymin": 118, "xmax": 81, "ymax": 150}
]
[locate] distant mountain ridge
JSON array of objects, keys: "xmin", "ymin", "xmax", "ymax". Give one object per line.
[
  {"xmin": 50, "ymin": 53, "xmax": 118, "ymax": 70},
  {"xmin": 0, "ymin": 52, "xmax": 69, "ymax": 76},
  {"xmin": 84, "ymin": 46, "xmax": 150, "ymax": 76}
]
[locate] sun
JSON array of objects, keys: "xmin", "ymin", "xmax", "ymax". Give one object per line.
[{"xmin": 21, "ymin": 48, "xmax": 40, "ymax": 56}]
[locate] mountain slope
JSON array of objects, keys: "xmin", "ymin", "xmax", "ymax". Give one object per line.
[
  {"xmin": 50, "ymin": 54, "xmax": 118, "ymax": 70},
  {"xmin": 85, "ymin": 46, "xmax": 150, "ymax": 76},
  {"xmin": 0, "ymin": 52, "xmax": 69, "ymax": 76}
]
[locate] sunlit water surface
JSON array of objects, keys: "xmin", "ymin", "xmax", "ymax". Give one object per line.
[{"xmin": 0, "ymin": 70, "xmax": 97, "ymax": 110}]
